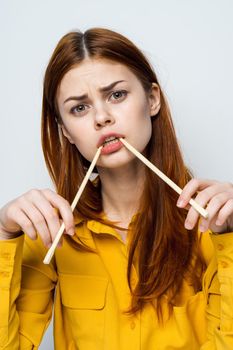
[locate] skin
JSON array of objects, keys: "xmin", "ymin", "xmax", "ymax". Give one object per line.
[
  {"xmin": 57, "ymin": 59, "xmax": 160, "ymax": 226},
  {"xmin": 0, "ymin": 58, "xmax": 233, "ymax": 247}
]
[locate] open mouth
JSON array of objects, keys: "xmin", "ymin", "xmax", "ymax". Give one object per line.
[
  {"xmin": 102, "ymin": 136, "xmax": 120, "ymax": 147},
  {"xmin": 100, "ymin": 136, "xmax": 124, "ymax": 155}
]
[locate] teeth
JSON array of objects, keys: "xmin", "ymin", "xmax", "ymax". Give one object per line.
[
  {"xmin": 103, "ymin": 137, "xmax": 119, "ymax": 146},
  {"xmin": 104, "ymin": 136, "xmax": 117, "ymax": 142}
]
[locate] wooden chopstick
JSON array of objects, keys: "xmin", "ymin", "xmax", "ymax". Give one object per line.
[
  {"xmin": 120, "ymin": 138, "xmax": 208, "ymax": 219},
  {"xmin": 43, "ymin": 146, "xmax": 103, "ymax": 264},
  {"xmin": 44, "ymin": 136, "xmax": 208, "ymax": 264}
]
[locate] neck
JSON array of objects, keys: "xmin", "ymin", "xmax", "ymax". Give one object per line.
[{"xmin": 97, "ymin": 159, "xmax": 145, "ymax": 226}]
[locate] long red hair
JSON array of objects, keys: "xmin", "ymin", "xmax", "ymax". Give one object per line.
[{"xmin": 41, "ymin": 28, "xmax": 205, "ymax": 320}]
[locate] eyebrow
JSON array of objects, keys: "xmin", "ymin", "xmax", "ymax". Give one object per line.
[{"xmin": 63, "ymin": 80, "xmax": 126, "ymax": 104}]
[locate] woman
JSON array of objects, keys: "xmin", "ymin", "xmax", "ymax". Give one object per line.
[{"xmin": 0, "ymin": 28, "xmax": 233, "ymax": 349}]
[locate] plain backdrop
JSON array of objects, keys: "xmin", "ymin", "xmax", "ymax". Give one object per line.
[{"xmin": 1, "ymin": 0, "xmax": 233, "ymax": 348}]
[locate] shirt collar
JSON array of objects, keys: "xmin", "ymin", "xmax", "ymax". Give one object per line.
[{"xmin": 74, "ymin": 213, "xmax": 138, "ymax": 242}]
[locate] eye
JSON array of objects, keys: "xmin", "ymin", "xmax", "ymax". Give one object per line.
[
  {"xmin": 70, "ymin": 104, "xmax": 88, "ymax": 116},
  {"xmin": 110, "ymin": 90, "xmax": 128, "ymax": 101}
]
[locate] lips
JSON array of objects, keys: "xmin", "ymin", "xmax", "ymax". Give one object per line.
[{"xmin": 97, "ymin": 133, "xmax": 124, "ymax": 148}]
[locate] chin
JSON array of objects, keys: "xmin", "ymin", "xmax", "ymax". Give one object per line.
[{"xmin": 98, "ymin": 152, "xmax": 138, "ymax": 170}]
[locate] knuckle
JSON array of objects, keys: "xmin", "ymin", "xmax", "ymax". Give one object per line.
[
  {"xmin": 33, "ymin": 214, "xmax": 44, "ymax": 226},
  {"xmin": 6, "ymin": 204, "xmax": 18, "ymax": 219},
  {"xmin": 42, "ymin": 188, "xmax": 53, "ymax": 195},
  {"xmin": 56, "ymin": 192, "xmax": 67, "ymax": 203},
  {"xmin": 221, "ymin": 199, "xmax": 233, "ymax": 212},
  {"xmin": 64, "ymin": 206, "xmax": 73, "ymax": 217},
  {"xmin": 64, "ymin": 198, "xmax": 70, "ymax": 206},
  {"xmin": 212, "ymin": 196, "xmax": 222, "ymax": 207},
  {"xmin": 226, "ymin": 182, "xmax": 233, "ymax": 189},
  {"xmin": 195, "ymin": 192, "xmax": 206, "ymax": 203},
  {"xmin": 27, "ymin": 231, "xmax": 37, "ymax": 240},
  {"xmin": 191, "ymin": 208, "xmax": 199, "ymax": 219},
  {"xmin": 17, "ymin": 196, "xmax": 27, "ymax": 206},
  {"xmin": 191, "ymin": 178, "xmax": 200, "ymax": 187},
  {"xmin": 46, "ymin": 211, "xmax": 58, "ymax": 221},
  {"xmin": 210, "ymin": 179, "xmax": 220, "ymax": 185},
  {"xmin": 60, "ymin": 202, "xmax": 72, "ymax": 216},
  {"xmin": 217, "ymin": 210, "xmax": 225, "ymax": 219},
  {"xmin": 23, "ymin": 220, "xmax": 33, "ymax": 230},
  {"xmin": 27, "ymin": 188, "xmax": 40, "ymax": 197},
  {"xmin": 59, "ymin": 196, "xmax": 69, "ymax": 207},
  {"xmin": 42, "ymin": 236, "xmax": 51, "ymax": 247},
  {"xmin": 65, "ymin": 211, "xmax": 74, "ymax": 224}
]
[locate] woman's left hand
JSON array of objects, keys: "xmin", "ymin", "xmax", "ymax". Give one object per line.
[{"xmin": 176, "ymin": 179, "xmax": 233, "ymax": 233}]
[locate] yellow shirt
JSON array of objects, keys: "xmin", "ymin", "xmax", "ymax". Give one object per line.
[{"xmin": 0, "ymin": 217, "xmax": 233, "ymax": 349}]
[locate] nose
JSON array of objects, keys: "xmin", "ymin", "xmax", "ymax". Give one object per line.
[{"xmin": 94, "ymin": 106, "xmax": 115, "ymax": 129}]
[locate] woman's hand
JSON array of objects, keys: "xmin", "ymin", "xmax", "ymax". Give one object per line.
[
  {"xmin": 0, "ymin": 189, "xmax": 75, "ymax": 247},
  {"xmin": 176, "ymin": 179, "xmax": 233, "ymax": 233}
]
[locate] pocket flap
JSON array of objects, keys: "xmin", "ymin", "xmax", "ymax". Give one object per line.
[{"xmin": 59, "ymin": 274, "xmax": 108, "ymax": 310}]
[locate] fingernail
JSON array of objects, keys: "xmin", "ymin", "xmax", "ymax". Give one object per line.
[
  {"xmin": 199, "ymin": 224, "xmax": 206, "ymax": 232},
  {"xmin": 216, "ymin": 220, "xmax": 222, "ymax": 226},
  {"xmin": 68, "ymin": 228, "xmax": 74, "ymax": 236},
  {"xmin": 185, "ymin": 221, "xmax": 192, "ymax": 230},
  {"xmin": 177, "ymin": 199, "xmax": 185, "ymax": 207}
]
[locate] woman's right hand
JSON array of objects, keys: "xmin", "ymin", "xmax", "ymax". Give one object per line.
[{"xmin": 0, "ymin": 188, "xmax": 75, "ymax": 247}]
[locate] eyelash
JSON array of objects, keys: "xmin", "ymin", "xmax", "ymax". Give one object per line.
[
  {"xmin": 70, "ymin": 104, "xmax": 87, "ymax": 115},
  {"xmin": 110, "ymin": 90, "xmax": 128, "ymax": 101},
  {"xmin": 69, "ymin": 90, "xmax": 128, "ymax": 116}
]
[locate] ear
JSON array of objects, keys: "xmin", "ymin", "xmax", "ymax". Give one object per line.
[
  {"xmin": 60, "ymin": 124, "xmax": 75, "ymax": 144},
  {"xmin": 148, "ymin": 83, "xmax": 161, "ymax": 117}
]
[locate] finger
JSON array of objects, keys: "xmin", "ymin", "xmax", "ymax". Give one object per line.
[
  {"xmin": 25, "ymin": 188, "xmax": 74, "ymax": 237},
  {"xmin": 11, "ymin": 207, "xmax": 37, "ymax": 240},
  {"xmin": 41, "ymin": 189, "xmax": 74, "ymax": 235},
  {"xmin": 27, "ymin": 191, "xmax": 64, "ymax": 242},
  {"xmin": 182, "ymin": 203, "xmax": 191, "ymax": 211},
  {"xmin": 20, "ymin": 200, "xmax": 52, "ymax": 247},
  {"xmin": 57, "ymin": 236, "xmax": 63, "ymax": 248},
  {"xmin": 183, "ymin": 189, "xmax": 215, "ymax": 230},
  {"xmin": 184, "ymin": 206, "xmax": 204, "ymax": 230},
  {"xmin": 185, "ymin": 190, "xmax": 233, "ymax": 231},
  {"xmin": 215, "ymin": 198, "xmax": 233, "ymax": 227},
  {"xmin": 177, "ymin": 178, "xmax": 219, "ymax": 207},
  {"xmin": 55, "ymin": 219, "xmax": 64, "ymax": 248},
  {"xmin": 199, "ymin": 192, "xmax": 230, "ymax": 232}
]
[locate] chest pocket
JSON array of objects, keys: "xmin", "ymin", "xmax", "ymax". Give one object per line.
[{"xmin": 59, "ymin": 274, "xmax": 108, "ymax": 346}]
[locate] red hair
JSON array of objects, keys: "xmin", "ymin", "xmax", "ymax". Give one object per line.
[{"xmin": 41, "ymin": 28, "xmax": 205, "ymax": 320}]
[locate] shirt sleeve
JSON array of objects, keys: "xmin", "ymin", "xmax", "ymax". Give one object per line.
[
  {"xmin": 201, "ymin": 231, "xmax": 233, "ymax": 349},
  {"xmin": 0, "ymin": 234, "xmax": 57, "ymax": 349}
]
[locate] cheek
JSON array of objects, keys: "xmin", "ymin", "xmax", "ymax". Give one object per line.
[
  {"xmin": 75, "ymin": 141, "xmax": 96, "ymax": 163},
  {"xmin": 74, "ymin": 138, "xmax": 96, "ymax": 162},
  {"xmin": 140, "ymin": 118, "xmax": 152, "ymax": 149},
  {"xmin": 65, "ymin": 122, "xmax": 96, "ymax": 162},
  {"xmin": 130, "ymin": 96, "xmax": 151, "ymax": 121},
  {"xmin": 130, "ymin": 99, "xmax": 152, "ymax": 132},
  {"xmin": 131, "ymin": 102, "xmax": 153, "ymax": 150}
]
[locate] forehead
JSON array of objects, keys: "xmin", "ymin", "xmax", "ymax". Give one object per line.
[{"xmin": 58, "ymin": 58, "xmax": 139, "ymax": 96}]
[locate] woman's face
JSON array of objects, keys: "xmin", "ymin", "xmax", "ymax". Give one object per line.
[{"xmin": 57, "ymin": 58, "xmax": 160, "ymax": 169}]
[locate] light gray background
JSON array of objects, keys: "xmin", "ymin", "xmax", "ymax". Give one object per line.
[{"xmin": 1, "ymin": 0, "xmax": 233, "ymax": 348}]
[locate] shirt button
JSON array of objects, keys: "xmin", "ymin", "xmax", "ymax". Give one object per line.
[
  {"xmin": 220, "ymin": 261, "xmax": 229, "ymax": 268},
  {"xmin": 130, "ymin": 321, "xmax": 136, "ymax": 330},
  {"xmin": 217, "ymin": 243, "xmax": 224, "ymax": 251}
]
